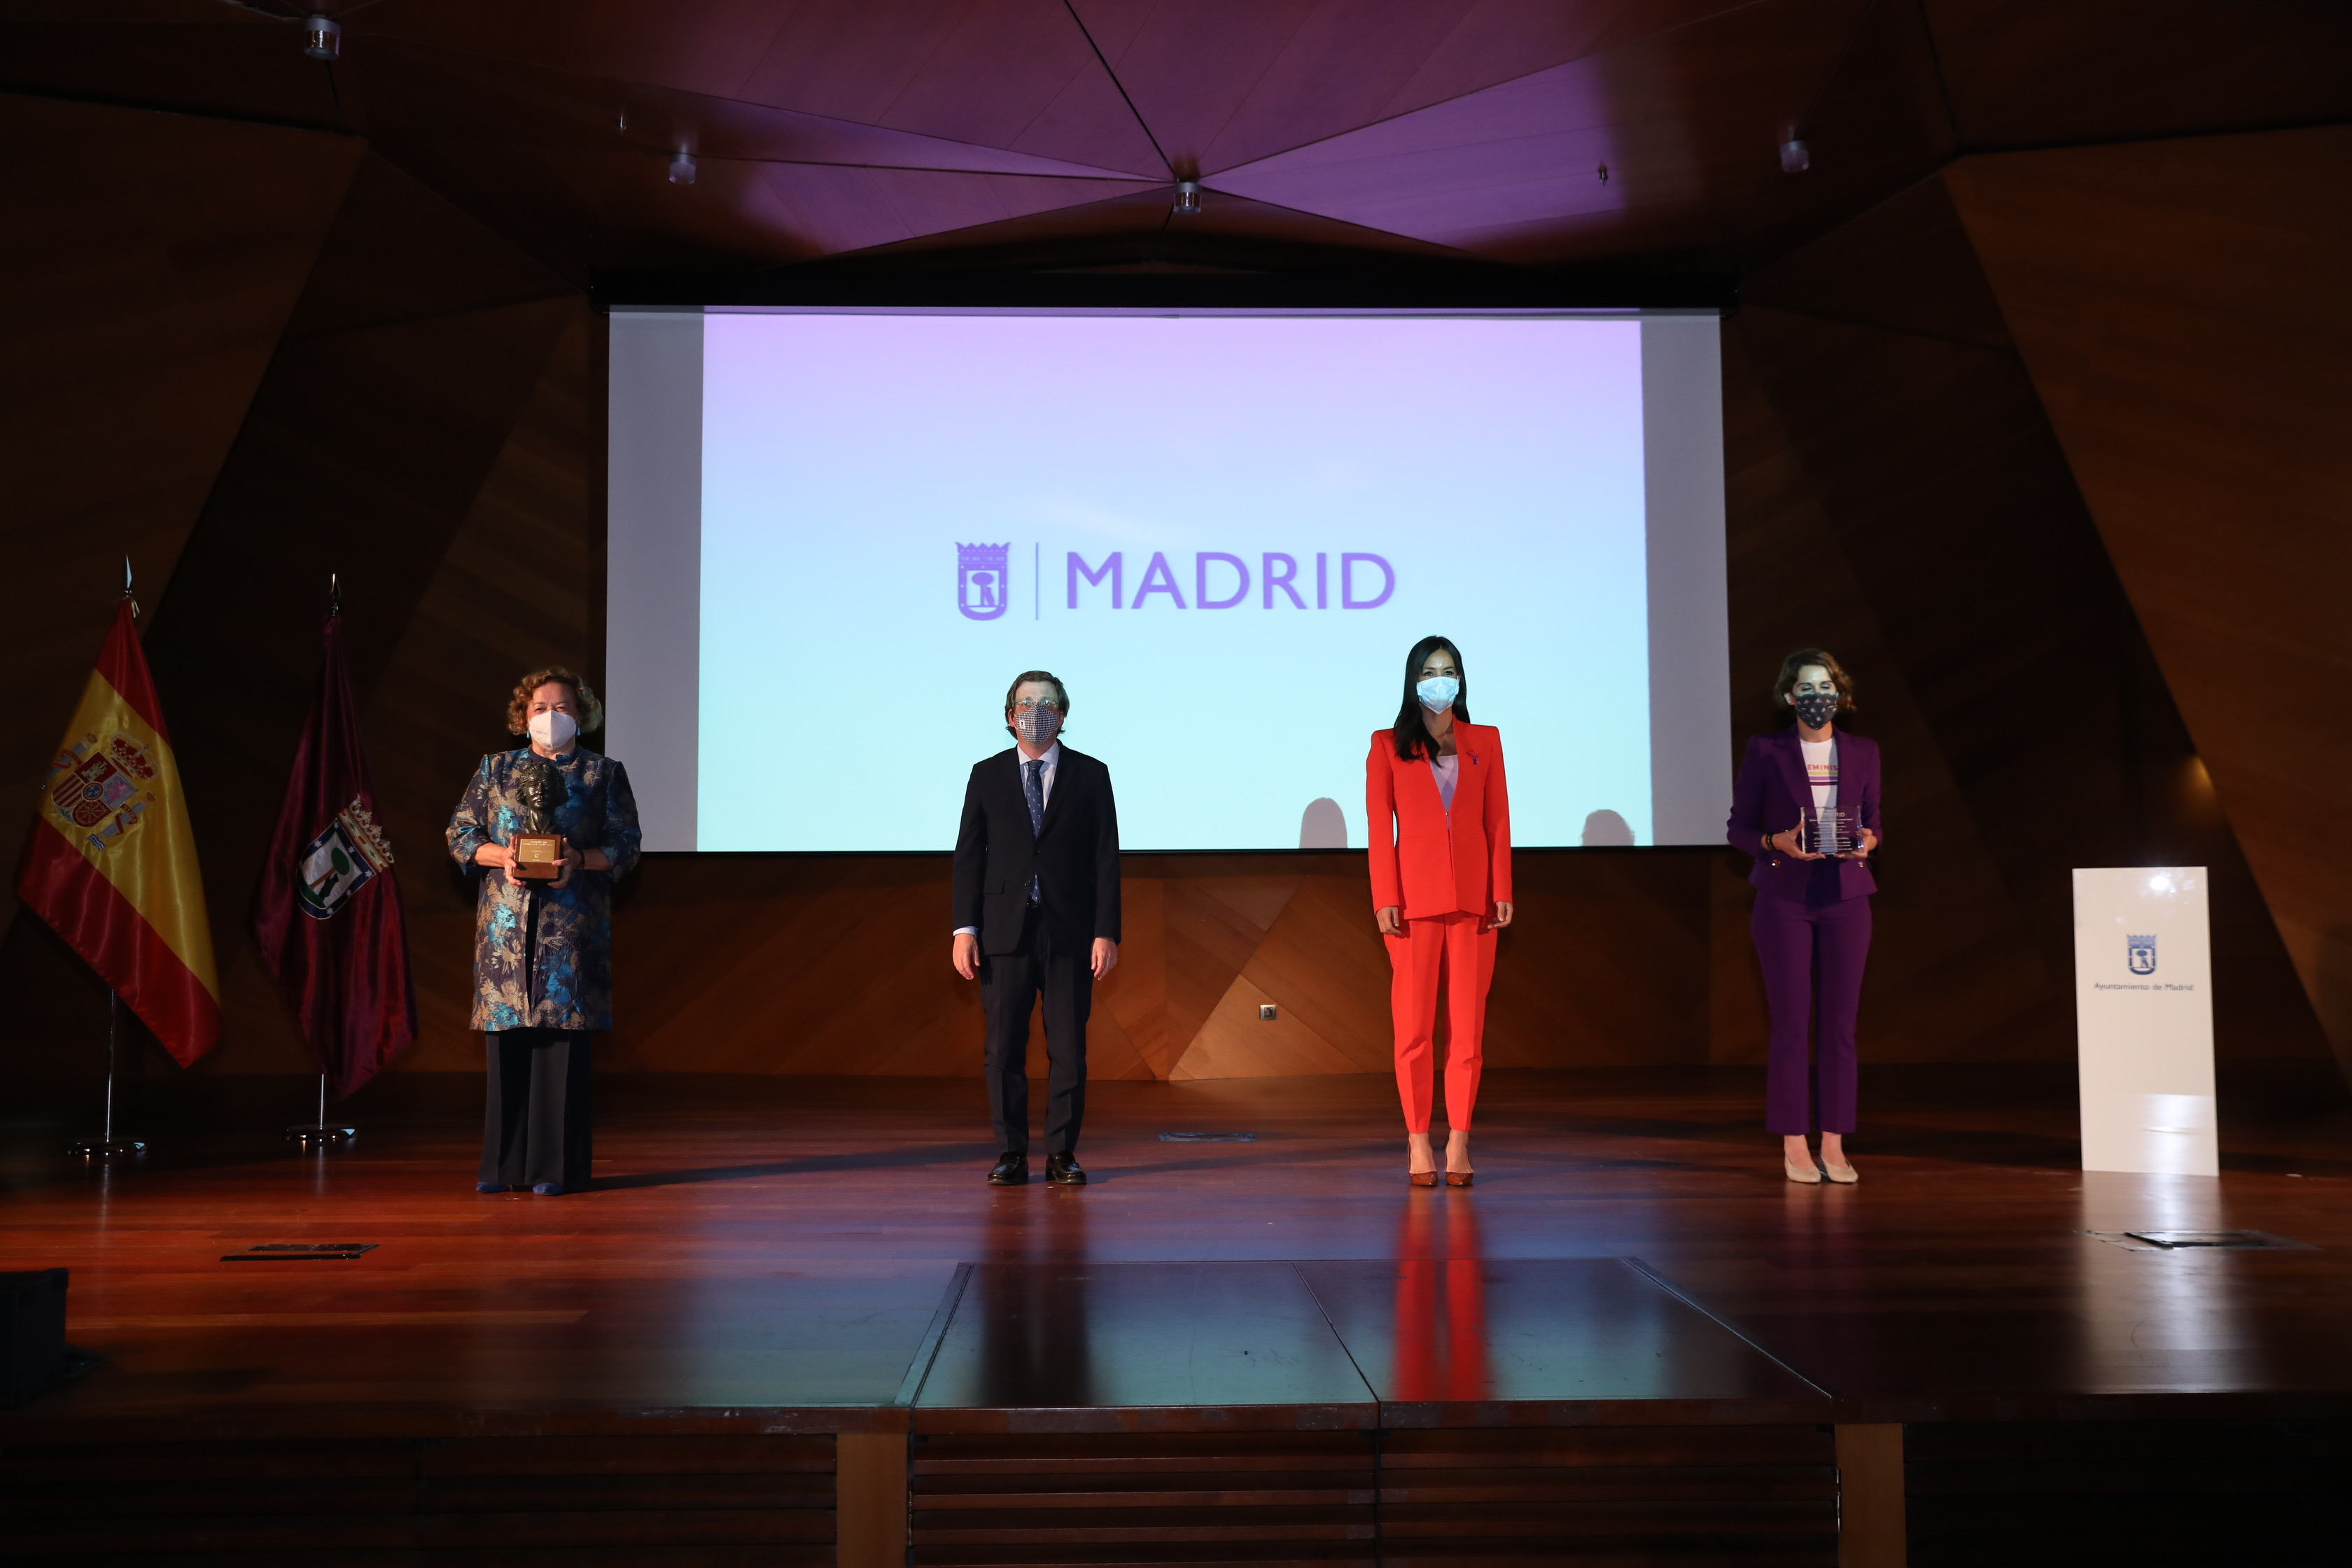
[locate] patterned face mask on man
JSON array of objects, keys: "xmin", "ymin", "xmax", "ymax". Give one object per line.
[
  {"xmin": 1013, "ymin": 706, "xmax": 1063, "ymax": 746},
  {"xmin": 1791, "ymin": 692, "xmax": 1839, "ymax": 729}
]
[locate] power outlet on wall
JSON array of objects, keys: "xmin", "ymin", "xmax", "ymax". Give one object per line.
[{"xmin": 1258, "ymin": 1004, "xmax": 1278, "ymax": 1021}]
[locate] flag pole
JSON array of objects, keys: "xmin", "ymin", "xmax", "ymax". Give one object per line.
[
  {"xmin": 286, "ymin": 572, "xmax": 358, "ymax": 1152},
  {"xmin": 68, "ymin": 990, "xmax": 145, "ymax": 1159},
  {"xmin": 284, "ymin": 1070, "xmax": 356, "ymax": 1149}
]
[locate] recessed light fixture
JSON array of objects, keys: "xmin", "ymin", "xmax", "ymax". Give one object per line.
[
  {"xmin": 1779, "ymin": 134, "xmax": 1810, "ymax": 174},
  {"xmin": 303, "ymin": 15, "xmax": 342, "ymax": 61},
  {"xmin": 669, "ymin": 151, "xmax": 696, "ymax": 186},
  {"xmin": 1171, "ymin": 179, "xmax": 1202, "ymax": 216}
]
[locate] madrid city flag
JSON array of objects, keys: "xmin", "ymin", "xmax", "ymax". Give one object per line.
[
  {"xmin": 250, "ymin": 610, "xmax": 416, "ymax": 1098},
  {"xmin": 16, "ymin": 598, "xmax": 220, "ymax": 1064}
]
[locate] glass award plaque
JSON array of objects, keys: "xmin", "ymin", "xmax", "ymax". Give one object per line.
[{"xmin": 1802, "ymin": 804, "xmax": 1859, "ymax": 856}]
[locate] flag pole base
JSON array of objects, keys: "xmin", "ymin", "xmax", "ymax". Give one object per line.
[
  {"xmin": 285, "ymin": 1126, "xmax": 357, "ymax": 1148},
  {"xmin": 68, "ymin": 1138, "xmax": 146, "ymax": 1158}
]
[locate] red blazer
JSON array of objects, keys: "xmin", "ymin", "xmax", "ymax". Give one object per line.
[{"xmin": 1366, "ymin": 722, "xmax": 1512, "ymax": 920}]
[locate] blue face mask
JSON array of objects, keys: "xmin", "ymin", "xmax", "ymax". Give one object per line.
[{"xmin": 1416, "ymin": 676, "xmax": 1460, "ymax": 712}]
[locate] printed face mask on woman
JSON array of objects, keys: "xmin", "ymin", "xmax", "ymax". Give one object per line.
[
  {"xmin": 1416, "ymin": 676, "xmax": 1460, "ymax": 712},
  {"xmin": 528, "ymin": 710, "xmax": 579, "ymax": 750},
  {"xmin": 1013, "ymin": 705, "xmax": 1063, "ymax": 746},
  {"xmin": 1791, "ymin": 691, "xmax": 1839, "ymax": 729}
]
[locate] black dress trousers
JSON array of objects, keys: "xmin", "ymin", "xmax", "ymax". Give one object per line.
[
  {"xmin": 481, "ymin": 1028, "xmax": 594, "ymax": 1189},
  {"xmin": 979, "ymin": 908, "xmax": 1091, "ymax": 1157}
]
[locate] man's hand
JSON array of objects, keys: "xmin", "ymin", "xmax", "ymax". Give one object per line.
[
  {"xmin": 952, "ymin": 932, "xmax": 979, "ymax": 980},
  {"xmin": 1376, "ymin": 905, "xmax": 1404, "ymax": 937},
  {"xmin": 1091, "ymin": 938, "xmax": 1119, "ymax": 980}
]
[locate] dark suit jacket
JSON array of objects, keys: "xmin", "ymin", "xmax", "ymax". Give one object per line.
[
  {"xmin": 952, "ymin": 746, "xmax": 1122, "ymax": 955},
  {"xmin": 1726, "ymin": 727, "xmax": 1882, "ymax": 903}
]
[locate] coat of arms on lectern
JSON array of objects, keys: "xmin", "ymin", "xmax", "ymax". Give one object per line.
[
  {"xmin": 957, "ymin": 542, "xmax": 1011, "ymax": 622},
  {"xmin": 2127, "ymin": 933, "xmax": 2157, "ymax": 975}
]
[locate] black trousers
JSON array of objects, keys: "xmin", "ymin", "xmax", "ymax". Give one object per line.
[
  {"xmin": 979, "ymin": 910, "xmax": 1091, "ymax": 1156},
  {"xmin": 480, "ymin": 1028, "xmax": 594, "ymax": 1189}
]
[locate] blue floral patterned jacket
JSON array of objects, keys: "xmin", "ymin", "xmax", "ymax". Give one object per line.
[{"xmin": 445, "ymin": 748, "xmax": 641, "ymax": 1032}]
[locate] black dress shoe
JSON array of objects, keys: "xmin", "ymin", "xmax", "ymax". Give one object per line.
[
  {"xmin": 988, "ymin": 1152, "xmax": 1029, "ymax": 1186},
  {"xmin": 1046, "ymin": 1152, "xmax": 1087, "ymax": 1186}
]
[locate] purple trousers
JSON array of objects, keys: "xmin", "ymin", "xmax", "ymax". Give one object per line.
[{"xmin": 1751, "ymin": 893, "xmax": 1871, "ymax": 1135}]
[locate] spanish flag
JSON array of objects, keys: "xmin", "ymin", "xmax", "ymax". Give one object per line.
[{"xmin": 15, "ymin": 597, "xmax": 220, "ymax": 1065}]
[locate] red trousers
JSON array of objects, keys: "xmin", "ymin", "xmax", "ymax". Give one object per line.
[{"xmin": 1385, "ymin": 911, "xmax": 1497, "ymax": 1133}]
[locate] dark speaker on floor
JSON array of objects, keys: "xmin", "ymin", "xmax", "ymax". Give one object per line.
[{"xmin": 1, "ymin": 1268, "xmax": 76, "ymax": 1408}]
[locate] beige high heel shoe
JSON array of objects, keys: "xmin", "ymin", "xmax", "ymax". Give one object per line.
[{"xmin": 1784, "ymin": 1155, "xmax": 1823, "ymax": 1184}]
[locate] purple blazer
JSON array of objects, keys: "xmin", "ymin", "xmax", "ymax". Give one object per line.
[{"xmin": 1726, "ymin": 728, "xmax": 1882, "ymax": 903}]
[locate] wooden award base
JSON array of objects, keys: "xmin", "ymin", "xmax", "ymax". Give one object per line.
[{"xmin": 511, "ymin": 832, "xmax": 566, "ymax": 880}]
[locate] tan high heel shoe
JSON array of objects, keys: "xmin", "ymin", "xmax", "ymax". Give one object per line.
[{"xmin": 1784, "ymin": 1155, "xmax": 1823, "ymax": 1184}]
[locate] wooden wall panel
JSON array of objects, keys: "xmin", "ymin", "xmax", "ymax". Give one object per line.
[
  {"xmin": 1716, "ymin": 323, "xmax": 2056, "ymax": 1063},
  {"xmin": 1730, "ymin": 167, "xmax": 2329, "ymax": 1067},
  {"xmin": 1948, "ymin": 126, "xmax": 2352, "ymax": 1080},
  {"xmin": 0, "ymin": 95, "xmax": 356, "ymax": 935},
  {"xmin": 589, "ymin": 850, "xmax": 1721, "ymax": 1080},
  {"xmin": 0, "ymin": 150, "xmax": 578, "ymax": 1082}
]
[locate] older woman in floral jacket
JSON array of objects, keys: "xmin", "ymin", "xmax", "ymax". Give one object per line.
[{"xmin": 447, "ymin": 666, "xmax": 640, "ymax": 1195}]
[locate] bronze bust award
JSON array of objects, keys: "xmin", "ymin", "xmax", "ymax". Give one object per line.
[{"xmin": 510, "ymin": 757, "xmax": 567, "ymax": 881}]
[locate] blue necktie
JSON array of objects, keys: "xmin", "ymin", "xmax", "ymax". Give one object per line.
[{"xmin": 1023, "ymin": 760, "xmax": 1045, "ymax": 905}]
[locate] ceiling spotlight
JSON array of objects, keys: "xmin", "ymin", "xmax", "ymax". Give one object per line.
[
  {"xmin": 1171, "ymin": 179, "xmax": 1202, "ymax": 216},
  {"xmin": 303, "ymin": 15, "xmax": 342, "ymax": 62},
  {"xmin": 1779, "ymin": 134, "xmax": 1810, "ymax": 174},
  {"xmin": 669, "ymin": 151, "xmax": 696, "ymax": 186}
]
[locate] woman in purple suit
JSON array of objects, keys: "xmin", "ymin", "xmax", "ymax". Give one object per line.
[{"xmin": 1728, "ymin": 650, "xmax": 1881, "ymax": 1184}]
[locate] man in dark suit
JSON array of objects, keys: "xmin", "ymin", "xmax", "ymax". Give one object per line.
[{"xmin": 952, "ymin": 671, "xmax": 1121, "ymax": 1186}]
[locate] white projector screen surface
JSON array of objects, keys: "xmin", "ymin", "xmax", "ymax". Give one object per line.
[{"xmin": 608, "ymin": 309, "xmax": 1728, "ymax": 853}]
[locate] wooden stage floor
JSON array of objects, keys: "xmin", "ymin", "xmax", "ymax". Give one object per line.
[{"xmin": 4, "ymin": 1066, "xmax": 2349, "ymax": 1565}]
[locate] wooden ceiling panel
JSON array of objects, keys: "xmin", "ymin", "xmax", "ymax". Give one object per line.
[
  {"xmin": 0, "ymin": 18, "xmax": 344, "ymax": 130},
  {"xmin": 1079, "ymin": 0, "xmax": 1751, "ymax": 178},
  {"xmin": 229, "ymin": 1, "xmax": 1173, "ymax": 176},
  {"xmin": 5, "ymin": 4, "xmax": 2342, "ymax": 288},
  {"xmin": 358, "ymin": 0, "xmax": 796, "ymax": 102},
  {"xmin": 1734, "ymin": 0, "xmax": 1954, "ymax": 270},
  {"xmin": 1926, "ymin": 0, "xmax": 2352, "ymax": 148},
  {"xmin": 349, "ymin": 36, "xmax": 1160, "ymax": 180},
  {"xmin": 378, "ymin": 131, "xmax": 1149, "ymax": 272},
  {"xmin": 1211, "ymin": 0, "xmax": 1867, "ymax": 267},
  {"xmin": 732, "ymin": 0, "xmax": 1167, "ymax": 175},
  {"xmin": 799, "ymin": 183, "xmax": 1490, "ymax": 275}
]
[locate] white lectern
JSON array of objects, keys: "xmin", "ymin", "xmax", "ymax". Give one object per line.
[{"xmin": 2071, "ymin": 867, "xmax": 2218, "ymax": 1176}]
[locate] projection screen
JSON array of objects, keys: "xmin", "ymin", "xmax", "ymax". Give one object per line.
[{"xmin": 608, "ymin": 309, "xmax": 1726, "ymax": 853}]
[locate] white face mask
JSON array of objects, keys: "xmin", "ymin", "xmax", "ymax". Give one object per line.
[
  {"xmin": 528, "ymin": 710, "xmax": 579, "ymax": 750},
  {"xmin": 1416, "ymin": 676, "xmax": 1460, "ymax": 712}
]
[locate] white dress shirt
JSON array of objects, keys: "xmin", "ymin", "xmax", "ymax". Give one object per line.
[{"xmin": 954, "ymin": 742, "xmax": 1060, "ymax": 937}]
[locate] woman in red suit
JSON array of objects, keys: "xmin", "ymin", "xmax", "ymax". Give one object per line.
[{"xmin": 1367, "ymin": 636, "xmax": 1513, "ymax": 1187}]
